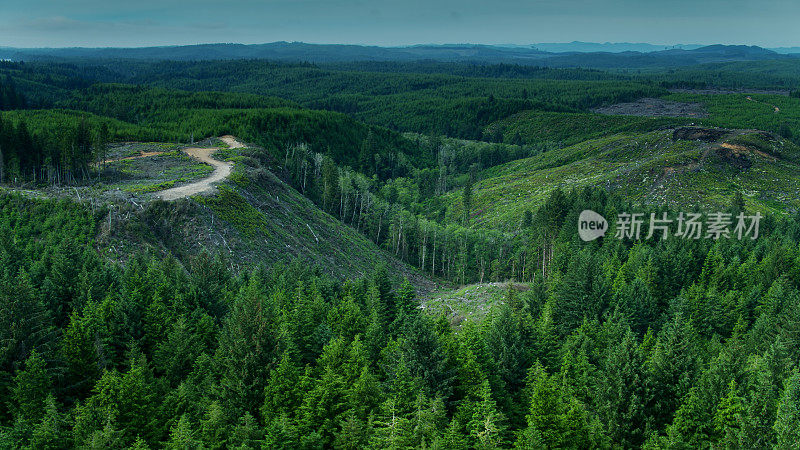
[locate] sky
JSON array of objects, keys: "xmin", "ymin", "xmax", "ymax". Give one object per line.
[{"xmin": 1, "ymin": 0, "xmax": 799, "ymax": 48}]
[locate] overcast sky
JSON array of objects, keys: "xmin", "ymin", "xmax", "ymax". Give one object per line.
[{"xmin": 1, "ymin": 0, "xmax": 799, "ymax": 48}]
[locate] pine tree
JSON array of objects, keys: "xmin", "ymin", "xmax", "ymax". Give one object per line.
[
  {"xmin": 228, "ymin": 412, "xmax": 264, "ymax": 448},
  {"xmin": 533, "ymin": 301, "xmax": 560, "ymax": 371},
  {"xmin": 468, "ymin": 379, "xmax": 507, "ymax": 449},
  {"xmin": 0, "ymin": 269, "xmax": 56, "ymax": 409},
  {"xmin": 395, "ymin": 278, "xmax": 417, "ymax": 321},
  {"xmin": 11, "ymin": 350, "xmax": 51, "ymax": 424},
  {"xmin": 153, "ymin": 315, "xmax": 205, "ymax": 385},
  {"xmin": 643, "ymin": 314, "xmax": 697, "ymax": 432},
  {"xmin": 485, "ymin": 303, "xmax": 530, "ymax": 426},
  {"xmin": 359, "ymin": 130, "xmax": 377, "ymax": 174},
  {"xmin": 435, "ymin": 417, "xmax": 469, "ymax": 449},
  {"xmin": 598, "ymin": 329, "xmax": 647, "ymax": 447},
  {"xmin": 327, "ymin": 294, "xmax": 367, "ymax": 343},
  {"xmin": 334, "ymin": 410, "xmax": 371, "ymax": 449},
  {"xmin": 164, "ymin": 415, "xmax": 202, "ymax": 449},
  {"xmin": 714, "ymin": 380, "xmax": 744, "ymax": 447},
  {"xmin": 555, "ymin": 249, "xmax": 608, "ymax": 335},
  {"xmin": 59, "ymin": 300, "xmax": 111, "ymax": 401},
  {"xmin": 199, "ymin": 401, "xmax": 228, "ymax": 450},
  {"xmin": 28, "ymin": 395, "xmax": 69, "ymax": 450},
  {"xmin": 261, "ymin": 351, "xmax": 303, "ymax": 424},
  {"xmin": 521, "ymin": 362, "xmax": 567, "ymax": 447},
  {"xmin": 369, "ymin": 397, "xmax": 413, "ymax": 449},
  {"xmin": 83, "ymin": 419, "xmax": 125, "ymax": 449},
  {"xmin": 741, "ymin": 339, "xmax": 792, "ymax": 447},
  {"xmin": 216, "ymin": 276, "xmax": 278, "ymax": 416},
  {"xmin": 774, "ymin": 369, "xmax": 800, "ymax": 449}
]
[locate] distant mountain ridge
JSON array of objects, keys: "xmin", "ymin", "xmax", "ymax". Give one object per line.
[
  {"xmin": 531, "ymin": 41, "xmax": 704, "ymax": 53},
  {"xmin": 0, "ymin": 42, "xmax": 796, "ymax": 68}
]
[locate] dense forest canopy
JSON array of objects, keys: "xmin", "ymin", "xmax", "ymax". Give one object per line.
[{"xmin": 1, "ymin": 189, "xmax": 800, "ymax": 447}]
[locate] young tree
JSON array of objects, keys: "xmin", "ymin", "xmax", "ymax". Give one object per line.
[
  {"xmin": 714, "ymin": 380, "xmax": 745, "ymax": 447},
  {"xmin": 165, "ymin": 415, "xmax": 202, "ymax": 449},
  {"xmin": 774, "ymin": 369, "xmax": 800, "ymax": 448},
  {"xmin": 11, "ymin": 350, "xmax": 51, "ymax": 425},
  {"xmin": 216, "ymin": 275, "xmax": 278, "ymax": 417},
  {"xmin": 469, "ymin": 379, "xmax": 507, "ymax": 449}
]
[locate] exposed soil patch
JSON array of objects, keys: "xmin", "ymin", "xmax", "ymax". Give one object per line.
[
  {"xmin": 719, "ymin": 142, "xmax": 777, "ymax": 161},
  {"xmin": 672, "ymin": 126, "xmax": 729, "ymax": 142},
  {"xmin": 593, "ymin": 97, "xmax": 708, "ymax": 118},
  {"xmin": 715, "ymin": 146, "xmax": 752, "ymax": 169},
  {"xmin": 219, "ymin": 135, "xmax": 245, "ymax": 149}
]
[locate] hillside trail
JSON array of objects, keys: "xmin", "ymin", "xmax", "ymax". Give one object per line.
[
  {"xmin": 746, "ymin": 95, "xmax": 780, "ymax": 113},
  {"xmin": 156, "ymin": 136, "xmax": 242, "ymax": 200}
]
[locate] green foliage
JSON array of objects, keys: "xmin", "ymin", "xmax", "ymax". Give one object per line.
[
  {"xmin": 0, "ymin": 75, "xmax": 26, "ymax": 110},
  {"xmin": 775, "ymin": 369, "xmax": 800, "ymax": 449},
  {"xmin": 196, "ymin": 186, "xmax": 271, "ymax": 238},
  {"xmin": 0, "ymin": 186, "xmax": 798, "ymax": 447}
]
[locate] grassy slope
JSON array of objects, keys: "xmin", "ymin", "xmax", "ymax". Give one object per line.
[{"xmin": 435, "ymin": 129, "xmax": 800, "ymax": 230}]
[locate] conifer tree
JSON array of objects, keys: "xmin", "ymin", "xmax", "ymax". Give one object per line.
[{"xmin": 774, "ymin": 369, "xmax": 800, "ymax": 449}]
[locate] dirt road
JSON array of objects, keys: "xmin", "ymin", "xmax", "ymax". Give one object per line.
[
  {"xmin": 219, "ymin": 135, "xmax": 245, "ymax": 149},
  {"xmin": 156, "ymin": 137, "xmax": 243, "ymax": 200}
]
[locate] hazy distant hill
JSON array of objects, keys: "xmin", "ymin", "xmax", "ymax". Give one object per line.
[
  {"xmin": 531, "ymin": 41, "xmax": 703, "ymax": 53},
  {"xmin": 769, "ymin": 46, "xmax": 800, "ymax": 54},
  {"xmin": 1, "ymin": 42, "xmax": 797, "ymax": 68}
]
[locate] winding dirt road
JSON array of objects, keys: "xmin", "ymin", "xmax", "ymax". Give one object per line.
[{"xmin": 156, "ymin": 136, "xmax": 243, "ymax": 200}]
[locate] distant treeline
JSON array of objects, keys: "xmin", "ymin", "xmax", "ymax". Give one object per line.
[
  {"xmin": 0, "ymin": 113, "xmax": 104, "ymax": 184},
  {"xmin": 1, "ymin": 60, "xmax": 667, "ymax": 141},
  {"xmin": 0, "ymin": 110, "xmax": 184, "ymax": 184},
  {"xmin": 322, "ymin": 61, "xmax": 627, "ymax": 81}
]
